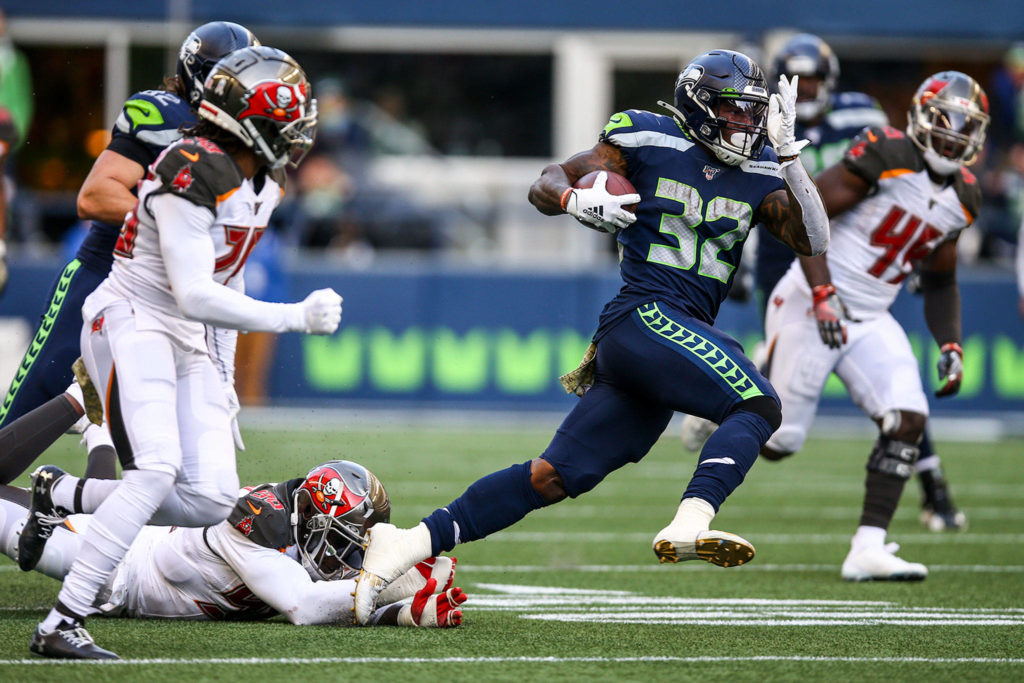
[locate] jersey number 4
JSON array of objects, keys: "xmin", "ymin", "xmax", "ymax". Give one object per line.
[
  {"xmin": 867, "ymin": 205, "xmax": 941, "ymax": 284},
  {"xmin": 645, "ymin": 178, "xmax": 752, "ymax": 283}
]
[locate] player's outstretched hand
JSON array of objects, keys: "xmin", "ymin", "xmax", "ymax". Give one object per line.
[
  {"xmin": 934, "ymin": 342, "xmax": 963, "ymax": 398},
  {"xmin": 298, "ymin": 288, "xmax": 342, "ymax": 334},
  {"xmin": 811, "ymin": 284, "xmax": 858, "ymax": 349},
  {"xmin": 767, "ymin": 75, "xmax": 809, "ymax": 163},
  {"xmin": 399, "ymin": 577, "xmax": 468, "ymax": 628},
  {"xmin": 563, "ymin": 171, "xmax": 640, "ymax": 233}
]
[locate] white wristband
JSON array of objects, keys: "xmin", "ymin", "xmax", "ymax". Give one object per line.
[{"xmin": 779, "ymin": 160, "xmax": 829, "ymax": 256}]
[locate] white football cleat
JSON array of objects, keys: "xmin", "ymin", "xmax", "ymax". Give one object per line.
[
  {"xmin": 652, "ymin": 527, "xmax": 755, "ymax": 567},
  {"xmin": 919, "ymin": 507, "xmax": 968, "ymax": 532},
  {"xmin": 680, "ymin": 414, "xmax": 718, "ymax": 452},
  {"xmin": 353, "ymin": 523, "xmax": 432, "ymax": 625},
  {"xmin": 841, "ymin": 542, "xmax": 928, "ymax": 581}
]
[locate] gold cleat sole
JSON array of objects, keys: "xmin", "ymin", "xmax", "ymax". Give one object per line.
[{"xmin": 654, "ymin": 534, "xmax": 755, "ymax": 567}]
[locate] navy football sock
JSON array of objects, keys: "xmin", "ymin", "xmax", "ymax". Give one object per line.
[
  {"xmin": 683, "ymin": 409, "xmax": 773, "ymax": 511},
  {"xmin": 422, "ymin": 461, "xmax": 548, "ymax": 556}
]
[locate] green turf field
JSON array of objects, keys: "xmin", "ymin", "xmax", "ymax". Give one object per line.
[{"xmin": 2, "ymin": 426, "xmax": 1022, "ymax": 681}]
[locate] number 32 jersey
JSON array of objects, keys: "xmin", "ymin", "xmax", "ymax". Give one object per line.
[
  {"xmin": 594, "ymin": 110, "xmax": 785, "ymax": 338},
  {"xmin": 821, "ymin": 125, "xmax": 981, "ymax": 320}
]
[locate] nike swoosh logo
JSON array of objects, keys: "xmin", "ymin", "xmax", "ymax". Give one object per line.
[
  {"xmin": 180, "ymin": 149, "xmax": 200, "ymax": 162},
  {"xmin": 702, "ymin": 457, "xmax": 736, "ymax": 466},
  {"xmin": 246, "ymin": 500, "xmax": 262, "ymax": 515}
]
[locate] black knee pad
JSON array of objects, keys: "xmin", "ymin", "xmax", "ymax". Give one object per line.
[
  {"xmin": 734, "ymin": 395, "xmax": 782, "ymax": 433},
  {"xmin": 867, "ymin": 437, "xmax": 920, "ymax": 480}
]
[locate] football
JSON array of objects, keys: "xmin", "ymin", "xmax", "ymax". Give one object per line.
[{"xmin": 574, "ymin": 170, "xmax": 639, "ymax": 212}]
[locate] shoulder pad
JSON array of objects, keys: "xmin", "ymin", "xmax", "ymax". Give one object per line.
[
  {"xmin": 842, "ymin": 126, "xmax": 922, "ymax": 184},
  {"xmin": 227, "ymin": 480, "xmax": 300, "ymax": 550},
  {"xmin": 824, "ymin": 95, "xmax": 889, "ymax": 132},
  {"xmin": 151, "ymin": 138, "xmax": 244, "ymax": 211},
  {"xmin": 953, "ymin": 167, "xmax": 982, "ymax": 223},
  {"xmin": 114, "ymin": 90, "xmax": 197, "ymax": 151}
]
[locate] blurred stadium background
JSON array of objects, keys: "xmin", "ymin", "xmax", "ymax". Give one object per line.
[{"xmin": 0, "ymin": 1, "xmax": 1022, "ymax": 438}]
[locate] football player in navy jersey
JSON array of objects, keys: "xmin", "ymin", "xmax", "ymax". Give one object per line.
[
  {"xmin": 762, "ymin": 72, "xmax": 989, "ymax": 580},
  {"xmin": 351, "ymin": 49, "xmax": 831, "ymax": 624},
  {"xmin": 0, "ymin": 22, "xmax": 258, "ymax": 486}
]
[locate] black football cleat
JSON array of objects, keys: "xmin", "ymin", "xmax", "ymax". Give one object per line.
[
  {"xmin": 18, "ymin": 465, "xmax": 70, "ymax": 571},
  {"xmin": 918, "ymin": 468, "xmax": 967, "ymax": 532},
  {"xmin": 30, "ymin": 619, "xmax": 119, "ymax": 660}
]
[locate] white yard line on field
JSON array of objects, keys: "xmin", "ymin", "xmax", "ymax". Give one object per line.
[{"xmin": 2, "ymin": 655, "xmax": 1024, "ymax": 666}]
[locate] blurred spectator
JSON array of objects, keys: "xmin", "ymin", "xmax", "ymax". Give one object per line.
[
  {"xmin": 0, "ymin": 9, "xmax": 34, "ymax": 294},
  {"xmin": 276, "ymin": 78, "xmax": 449, "ymax": 255}
]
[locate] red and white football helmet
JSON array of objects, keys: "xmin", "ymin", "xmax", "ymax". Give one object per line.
[
  {"xmin": 291, "ymin": 460, "xmax": 390, "ymax": 580},
  {"xmin": 907, "ymin": 71, "xmax": 990, "ymax": 176},
  {"xmin": 198, "ymin": 45, "xmax": 318, "ymax": 169}
]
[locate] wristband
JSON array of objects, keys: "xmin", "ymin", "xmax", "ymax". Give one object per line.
[
  {"xmin": 812, "ymin": 283, "xmax": 836, "ymax": 303},
  {"xmin": 940, "ymin": 342, "xmax": 963, "ymax": 356},
  {"xmin": 559, "ymin": 187, "xmax": 574, "ymax": 213}
]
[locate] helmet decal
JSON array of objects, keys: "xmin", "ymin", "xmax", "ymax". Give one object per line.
[{"xmin": 239, "ymin": 81, "xmax": 307, "ymax": 124}]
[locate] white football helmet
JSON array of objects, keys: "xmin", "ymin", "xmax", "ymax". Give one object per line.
[{"xmin": 907, "ymin": 71, "xmax": 989, "ymax": 176}]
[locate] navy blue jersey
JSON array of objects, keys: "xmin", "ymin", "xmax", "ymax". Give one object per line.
[
  {"xmin": 594, "ymin": 110, "xmax": 784, "ymax": 337},
  {"xmin": 76, "ymin": 89, "xmax": 197, "ymax": 270},
  {"xmin": 754, "ymin": 91, "xmax": 887, "ymax": 312}
]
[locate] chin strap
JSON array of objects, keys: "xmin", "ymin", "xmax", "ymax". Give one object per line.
[{"xmin": 779, "ymin": 159, "xmax": 829, "ymax": 256}]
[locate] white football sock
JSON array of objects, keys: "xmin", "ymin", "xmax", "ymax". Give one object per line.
[{"xmin": 851, "ymin": 525, "xmax": 887, "ymax": 551}]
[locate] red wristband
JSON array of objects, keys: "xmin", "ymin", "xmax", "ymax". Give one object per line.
[
  {"xmin": 559, "ymin": 187, "xmax": 574, "ymax": 212},
  {"xmin": 811, "ymin": 284, "xmax": 836, "ymax": 304},
  {"xmin": 940, "ymin": 342, "xmax": 963, "ymax": 355}
]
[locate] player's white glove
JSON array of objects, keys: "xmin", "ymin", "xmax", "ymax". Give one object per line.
[
  {"xmin": 934, "ymin": 342, "xmax": 963, "ymax": 398},
  {"xmin": 767, "ymin": 75, "xmax": 809, "ymax": 165},
  {"xmin": 812, "ymin": 284, "xmax": 859, "ymax": 349},
  {"xmin": 397, "ymin": 577, "xmax": 467, "ymax": 628},
  {"xmin": 224, "ymin": 383, "xmax": 245, "ymax": 451},
  {"xmin": 561, "ymin": 171, "xmax": 640, "ymax": 233},
  {"xmin": 378, "ymin": 556, "xmax": 457, "ymax": 605},
  {"xmin": 0, "ymin": 239, "xmax": 8, "ymax": 296},
  {"xmin": 296, "ymin": 288, "xmax": 342, "ymax": 334}
]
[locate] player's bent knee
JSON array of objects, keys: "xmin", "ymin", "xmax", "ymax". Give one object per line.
[
  {"xmin": 764, "ymin": 425, "xmax": 806, "ymax": 456},
  {"xmin": 530, "ymin": 457, "xmax": 567, "ymax": 504},
  {"xmin": 734, "ymin": 395, "xmax": 782, "ymax": 433},
  {"xmin": 760, "ymin": 446, "xmax": 794, "ymax": 462},
  {"xmin": 867, "ymin": 436, "xmax": 920, "ymax": 480}
]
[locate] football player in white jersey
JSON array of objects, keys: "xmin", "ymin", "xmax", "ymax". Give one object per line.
[
  {"xmin": 761, "ymin": 71, "xmax": 989, "ymax": 580},
  {"xmin": 0, "ymin": 461, "xmax": 466, "ymax": 635},
  {"xmin": 16, "ymin": 46, "xmax": 343, "ymax": 660}
]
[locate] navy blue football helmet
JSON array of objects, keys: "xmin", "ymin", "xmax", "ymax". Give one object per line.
[
  {"xmin": 662, "ymin": 50, "xmax": 770, "ymax": 166},
  {"xmin": 177, "ymin": 21, "xmax": 260, "ymax": 107},
  {"xmin": 771, "ymin": 34, "xmax": 839, "ymax": 122}
]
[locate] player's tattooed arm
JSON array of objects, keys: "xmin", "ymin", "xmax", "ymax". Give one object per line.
[
  {"xmin": 757, "ymin": 188, "xmax": 814, "ymax": 255},
  {"xmin": 528, "ymin": 142, "xmax": 628, "ymax": 215}
]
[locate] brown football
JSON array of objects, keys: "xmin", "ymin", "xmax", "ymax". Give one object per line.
[{"xmin": 573, "ymin": 170, "xmax": 638, "ymax": 212}]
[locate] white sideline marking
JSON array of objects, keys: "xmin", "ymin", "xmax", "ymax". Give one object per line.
[
  {"xmin": 470, "ymin": 584, "xmax": 1024, "ymax": 627},
  {"xmin": 2, "ymin": 655, "xmax": 1023, "ymax": 666}
]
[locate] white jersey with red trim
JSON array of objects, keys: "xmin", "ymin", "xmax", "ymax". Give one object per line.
[
  {"xmin": 107, "ymin": 522, "xmax": 290, "ymax": 620},
  {"xmin": 781, "ymin": 125, "xmax": 981, "ymax": 320},
  {"xmin": 83, "ymin": 136, "xmax": 284, "ymax": 351}
]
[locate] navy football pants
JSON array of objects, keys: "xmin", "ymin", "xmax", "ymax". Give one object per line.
[
  {"xmin": 541, "ymin": 301, "xmax": 778, "ymax": 497},
  {"xmin": 0, "ymin": 259, "xmax": 108, "ymax": 428}
]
